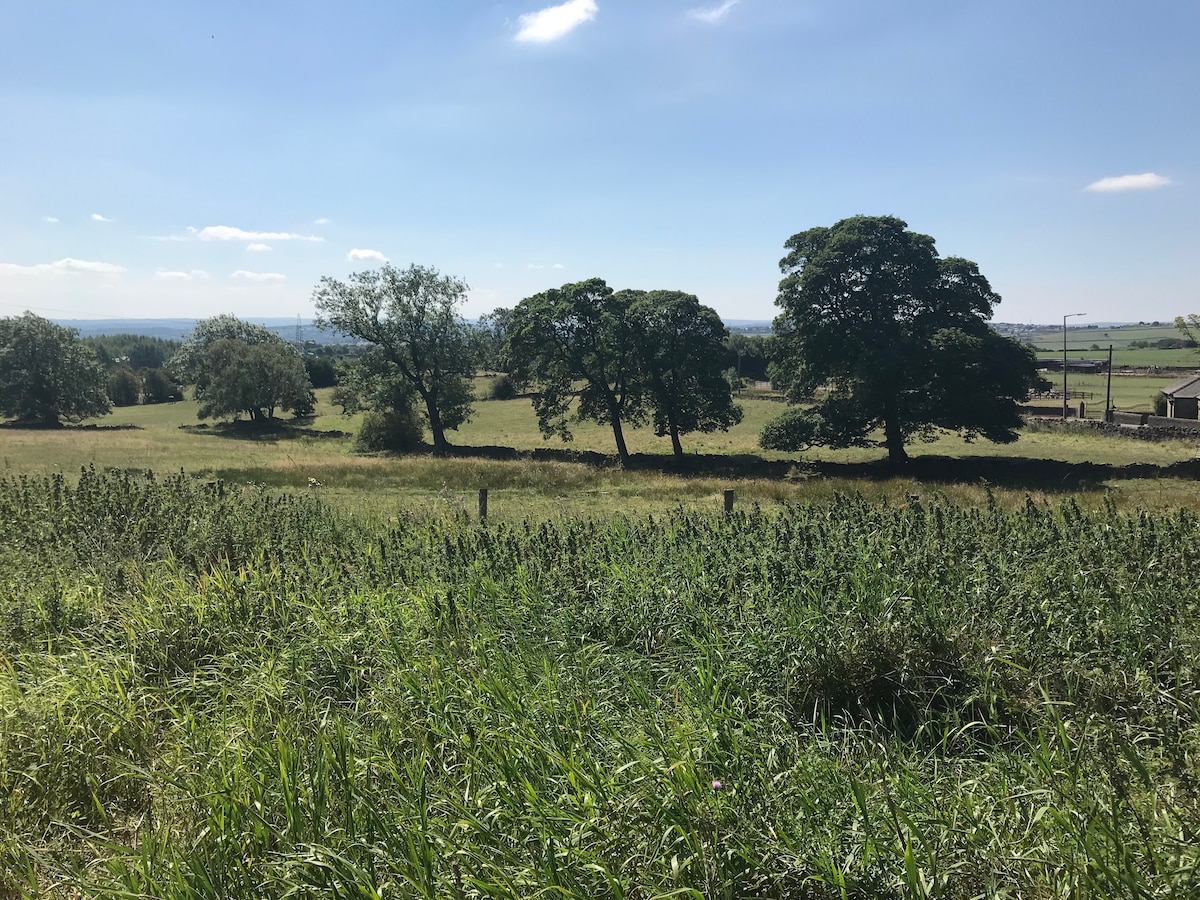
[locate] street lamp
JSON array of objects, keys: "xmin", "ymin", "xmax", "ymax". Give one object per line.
[{"xmin": 1063, "ymin": 312, "xmax": 1086, "ymax": 418}]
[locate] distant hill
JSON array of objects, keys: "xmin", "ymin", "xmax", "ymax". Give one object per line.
[
  {"xmin": 56, "ymin": 318, "xmax": 354, "ymax": 344},
  {"xmin": 57, "ymin": 317, "xmax": 778, "ymax": 342}
]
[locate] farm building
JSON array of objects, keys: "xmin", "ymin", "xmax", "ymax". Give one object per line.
[{"xmin": 1160, "ymin": 374, "xmax": 1200, "ymax": 419}]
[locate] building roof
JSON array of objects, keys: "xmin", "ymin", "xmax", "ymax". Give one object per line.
[{"xmin": 1161, "ymin": 374, "xmax": 1200, "ymax": 399}]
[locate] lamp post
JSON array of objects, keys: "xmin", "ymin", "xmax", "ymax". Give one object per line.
[{"xmin": 1063, "ymin": 312, "xmax": 1086, "ymax": 418}]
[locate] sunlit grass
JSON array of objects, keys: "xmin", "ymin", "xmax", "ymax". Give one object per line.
[{"xmin": 3, "ymin": 470, "xmax": 1199, "ymax": 896}]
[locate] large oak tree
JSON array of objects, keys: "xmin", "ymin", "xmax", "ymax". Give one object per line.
[{"xmin": 761, "ymin": 215, "xmax": 1039, "ymax": 466}]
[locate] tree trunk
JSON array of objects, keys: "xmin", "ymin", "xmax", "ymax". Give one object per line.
[
  {"xmin": 669, "ymin": 424, "xmax": 684, "ymax": 463},
  {"xmin": 883, "ymin": 405, "xmax": 908, "ymax": 467},
  {"xmin": 423, "ymin": 392, "xmax": 450, "ymax": 454},
  {"xmin": 610, "ymin": 416, "xmax": 629, "ymax": 465}
]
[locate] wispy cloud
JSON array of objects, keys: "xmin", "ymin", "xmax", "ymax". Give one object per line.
[
  {"xmin": 347, "ymin": 248, "xmax": 387, "ymax": 262},
  {"xmin": 516, "ymin": 0, "xmax": 597, "ymax": 43},
  {"xmin": 314, "ymin": 217, "xmax": 331, "ymax": 225},
  {"xmin": 246, "ymin": 242, "xmax": 272, "ymax": 252},
  {"xmin": 527, "ymin": 262, "xmax": 566, "ymax": 270},
  {"xmin": 0, "ymin": 258, "xmax": 125, "ymax": 275},
  {"xmin": 42, "ymin": 216, "xmax": 59, "ymax": 224},
  {"xmin": 1085, "ymin": 172, "xmax": 1171, "ymax": 193},
  {"xmin": 199, "ymin": 225, "xmax": 322, "ymax": 242},
  {"xmin": 154, "ymin": 269, "xmax": 211, "ymax": 281},
  {"xmin": 231, "ymin": 270, "xmax": 287, "ymax": 282},
  {"xmin": 91, "ymin": 213, "xmax": 114, "ymax": 223},
  {"xmin": 688, "ymin": 0, "xmax": 739, "ymax": 24}
]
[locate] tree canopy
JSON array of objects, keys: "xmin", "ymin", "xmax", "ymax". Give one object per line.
[
  {"xmin": 762, "ymin": 215, "xmax": 1039, "ymax": 465},
  {"xmin": 508, "ymin": 278, "xmax": 647, "ymax": 463},
  {"xmin": 627, "ymin": 290, "xmax": 743, "ymax": 461},
  {"xmin": 507, "ymin": 279, "xmax": 742, "ymax": 464},
  {"xmin": 312, "ymin": 264, "xmax": 475, "ymax": 453},
  {"xmin": 0, "ymin": 312, "xmax": 112, "ymax": 426},
  {"xmin": 170, "ymin": 315, "xmax": 314, "ymax": 422}
]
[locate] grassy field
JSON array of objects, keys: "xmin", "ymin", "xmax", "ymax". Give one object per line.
[
  {"xmin": 3, "ymin": 468, "xmax": 1199, "ymax": 897},
  {"xmin": 1028, "ymin": 323, "xmax": 1200, "ymax": 369},
  {"xmin": 2, "ymin": 384, "xmax": 1200, "ymax": 519},
  {"xmin": 5, "ymin": 382, "xmax": 1200, "ymax": 895}
]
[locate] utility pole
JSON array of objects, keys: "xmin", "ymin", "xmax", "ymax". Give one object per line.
[
  {"xmin": 1063, "ymin": 312, "xmax": 1086, "ymax": 418},
  {"xmin": 1105, "ymin": 344, "xmax": 1113, "ymax": 421}
]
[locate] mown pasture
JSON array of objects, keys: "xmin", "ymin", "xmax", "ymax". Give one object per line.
[{"xmin": 2, "ymin": 468, "xmax": 1199, "ymax": 897}]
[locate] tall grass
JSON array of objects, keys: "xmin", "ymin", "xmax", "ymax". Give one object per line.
[{"xmin": 2, "ymin": 470, "xmax": 1199, "ymax": 896}]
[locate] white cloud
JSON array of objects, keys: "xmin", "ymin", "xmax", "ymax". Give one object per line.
[
  {"xmin": 527, "ymin": 262, "xmax": 566, "ymax": 270},
  {"xmin": 516, "ymin": 0, "xmax": 597, "ymax": 43},
  {"xmin": 688, "ymin": 0, "xmax": 739, "ymax": 23},
  {"xmin": 1085, "ymin": 172, "xmax": 1171, "ymax": 193},
  {"xmin": 232, "ymin": 270, "xmax": 287, "ymax": 281},
  {"xmin": 0, "ymin": 258, "xmax": 125, "ymax": 276},
  {"xmin": 246, "ymin": 242, "xmax": 272, "ymax": 252},
  {"xmin": 347, "ymin": 248, "xmax": 387, "ymax": 262},
  {"xmin": 313, "ymin": 217, "xmax": 331, "ymax": 225},
  {"xmin": 552, "ymin": 262, "xmax": 566, "ymax": 269},
  {"xmin": 42, "ymin": 216, "xmax": 59, "ymax": 224},
  {"xmin": 91, "ymin": 213, "xmax": 114, "ymax": 223},
  {"xmin": 196, "ymin": 225, "xmax": 323, "ymax": 242},
  {"xmin": 154, "ymin": 269, "xmax": 211, "ymax": 281}
]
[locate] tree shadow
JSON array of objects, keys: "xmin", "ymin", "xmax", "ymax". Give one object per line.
[
  {"xmin": 440, "ymin": 444, "xmax": 1200, "ymax": 493},
  {"xmin": 178, "ymin": 420, "xmax": 351, "ymax": 443},
  {"xmin": 0, "ymin": 421, "xmax": 143, "ymax": 431}
]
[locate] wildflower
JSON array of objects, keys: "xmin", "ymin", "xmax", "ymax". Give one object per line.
[{"xmin": 711, "ymin": 780, "xmax": 723, "ymax": 791}]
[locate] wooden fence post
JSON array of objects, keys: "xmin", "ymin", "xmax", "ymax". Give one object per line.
[
  {"xmin": 723, "ymin": 489, "xmax": 735, "ymax": 514},
  {"xmin": 478, "ymin": 488, "xmax": 488, "ymax": 522}
]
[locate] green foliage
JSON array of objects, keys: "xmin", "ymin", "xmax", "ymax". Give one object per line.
[
  {"xmin": 0, "ymin": 311, "xmax": 112, "ymax": 425},
  {"xmin": 84, "ymin": 333, "xmax": 180, "ymax": 369},
  {"xmin": 354, "ymin": 407, "xmax": 425, "ymax": 453},
  {"xmin": 172, "ymin": 316, "xmax": 314, "ymax": 422},
  {"xmin": 724, "ymin": 332, "xmax": 773, "ymax": 382},
  {"xmin": 509, "ymin": 279, "xmax": 648, "ymax": 463},
  {"xmin": 488, "ymin": 373, "xmax": 520, "ymax": 400},
  {"xmin": 628, "ymin": 289, "xmax": 743, "ymax": 460},
  {"xmin": 106, "ymin": 366, "xmax": 142, "ymax": 407},
  {"xmin": 768, "ymin": 216, "xmax": 1041, "ymax": 464},
  {"xmin": 510, "ymin": 279, "xmax": 741, "ymax": 463},
  {"xmin": 304, "ymin": 356, "xmax": 338, "ymax": 389},
  {"xmin": 1154, "ymin": 391, "xmax": 1168, "ymax": 416},
  {"xmin": 475, "ymin": 307, "xmax": 514, "ymax": 373},
  {"xmin": 313, "ymin": 264, "xmax": 475, "ymax": 452},
  {"xmin": 3, "ymin": 473, "xmax": 1200, "ymax": 896},
  {"xmin": 140, "ymin": 367, "xmax": 183, "ymax": 404},
  {"xmin": 194, "ymin": 339, "xmax": 315, "ymax": 422}
]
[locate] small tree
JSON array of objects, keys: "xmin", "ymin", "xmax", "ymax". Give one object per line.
[
  {"xmin": 508, "ymin": 278, "xmax": 646, "ymax": 464},
  {"xmin": 628, "ymin": 290, "xmax": 743, "ymax": 462},
  {"xmin": 141, "ymin": 367, "xmax": 183, "ymax": 404},
  {"xmin": 194, "ymin": 339, "xmax": 314, "ymax": 421},
  {"xmin": 171, "ymin": 315, "xmax": 314, "ymax": 422},
  {"xmin": 763, "ymin": 215, "xmax": 1039, "ymax": 465},
  {"xmin": 0, "ymin": 312, "xmax": 111, "ymax": 425},
  {"xmin": 313, "ymin": 264, "xmax": 475, "ymax": 453},
  {"xmin": 107, "ymin": 366, "xmax": 142, "ymax": 407}
]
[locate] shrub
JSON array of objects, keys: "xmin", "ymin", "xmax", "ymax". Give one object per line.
[
  {"xmin": 488, "ymin": 374, "xmax": 519, "ymax": 401},
  {"xmin": 107, "ymin": 366, "xmax": 142, "ymax": 407},
  {"xmin": 354, "ymin": 407, "xmax": 424, "ymax": 453},
  {"xmin": 1153, "ymin": 391, "xmax": 1168, "ymax": 416}
]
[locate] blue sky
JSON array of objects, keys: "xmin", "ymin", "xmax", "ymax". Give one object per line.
[{"xmin": 1, "ymin": 0, "xmax": 1196, "ymax": 325}]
